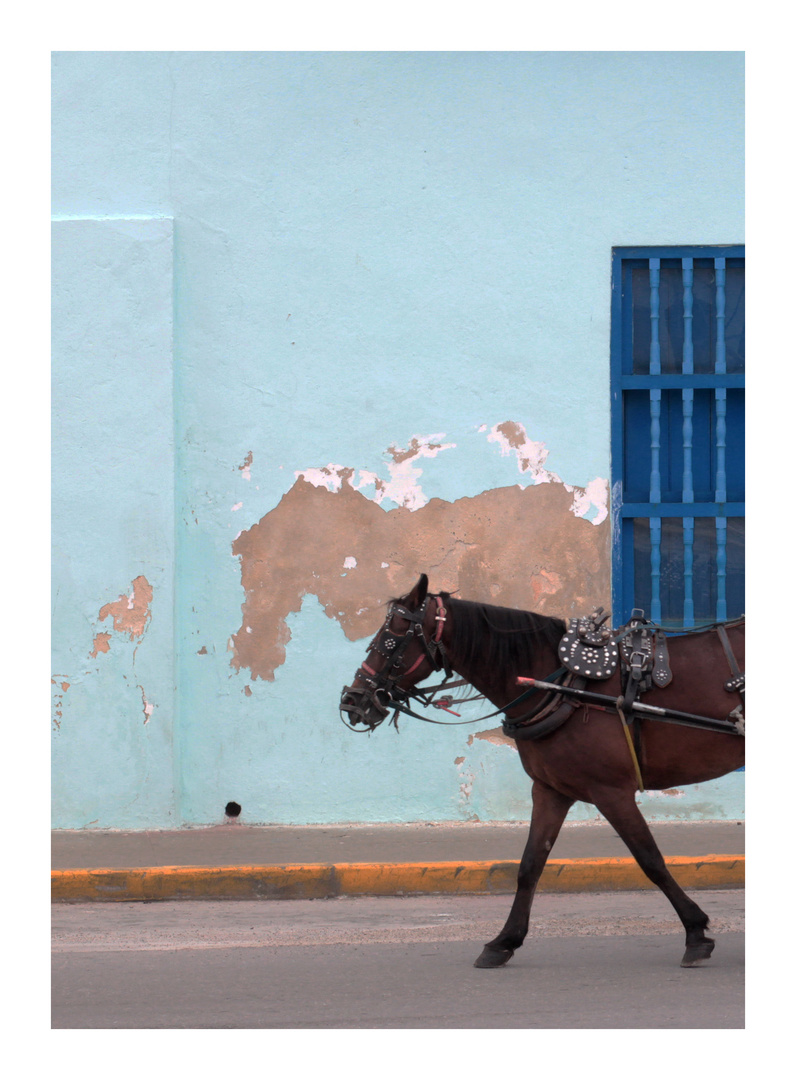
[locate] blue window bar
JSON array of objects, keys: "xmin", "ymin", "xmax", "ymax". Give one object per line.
[{"xmin": 610, "ymin": 247, "xmax": 745, "ymax": 628}]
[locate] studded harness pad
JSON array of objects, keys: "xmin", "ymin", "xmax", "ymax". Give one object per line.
[
  {"xmin": 558, "ymin": 608, "xmax": 619, "ymax": 681},
  {"xmin": 559, "ymin": 608, "xmax": 672, "ymax": 689}
]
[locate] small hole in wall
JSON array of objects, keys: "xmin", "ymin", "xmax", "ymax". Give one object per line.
[{"xmin": 225, "ymin": 801, "xmax": 242, "ymax": 818}]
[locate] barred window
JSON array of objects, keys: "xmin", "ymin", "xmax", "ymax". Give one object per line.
[{"xmin": 610, "ymin": 247, "xmax": 745, "ymax": 627}]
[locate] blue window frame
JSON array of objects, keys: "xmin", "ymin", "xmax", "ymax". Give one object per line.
[{"xmin": 610, "ymin": 246, "xmax": 745, "ymax": 628}]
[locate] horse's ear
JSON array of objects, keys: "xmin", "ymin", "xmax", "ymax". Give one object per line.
[{"xmin": 404, "ymin": 573, "xmax": 429, "ymax": 609}]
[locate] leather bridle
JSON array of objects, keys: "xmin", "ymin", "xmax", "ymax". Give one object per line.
[{"xmin": 340, "ymin": 595, "xmax": 452, "ymax": 730}]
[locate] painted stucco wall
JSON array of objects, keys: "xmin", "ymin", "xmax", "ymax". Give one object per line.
[{"xmin": 51, "ymin": 52, "xmax": 744, "ymax": 829}]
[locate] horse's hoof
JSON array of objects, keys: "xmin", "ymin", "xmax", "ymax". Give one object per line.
[
  {"xmin": 474, "ymin": 945, "xmax": 515, "ymax": 968},
  {"xmin": 680, "ymin": 938, "xmax": 715, "ymax": 967}
]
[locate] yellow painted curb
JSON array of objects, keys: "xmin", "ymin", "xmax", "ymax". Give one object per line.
[{"xmin": 51, "ymin": 854, "xmax": 744, "ymax": 902}]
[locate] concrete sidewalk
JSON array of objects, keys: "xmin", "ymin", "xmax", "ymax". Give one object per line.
[{"xmin": 52, "ymin": 820, "xmax": 745, "ymax": 902}]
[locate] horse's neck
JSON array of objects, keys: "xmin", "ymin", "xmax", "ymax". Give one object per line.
[{"xmin": 442, "ymin": 611, "xmax": 562, "ymax": 710}]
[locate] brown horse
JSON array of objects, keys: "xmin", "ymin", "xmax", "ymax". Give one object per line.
[{"xmin": 340, "ymin": 574, "xmax": 744, "ymax": 969}]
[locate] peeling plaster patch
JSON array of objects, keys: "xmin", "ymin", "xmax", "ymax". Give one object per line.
[
  {"xmin": 239, "ymin": 451, "xmax": 253, "ymax": 480},
  {"xmin": 380, "ymin": 434, "xmax": 456, "ymax": 510},
  {"xmin": 458, "ymin": 767, "xmax": 474, "ymax": 804},
  {"xmin": 296, "ymin": 434, "xmax": 455, "ymax": 512},
  {"xmin": 98, "ymin": 576, "xmax": 153, "ymax": 641},
  {"xmin": 454, "ymin": 757, "xmax": 479, "ymax": 819},
  {"xmin": 485, "ymin": 421, "xmax": 608, "ymax": 525},
  {"xmin": 297, "ymin": 464, "xmax": 354, "ymax": 493},
  {"xmin": 355, "ymin": 470, "xmax": 387, "ymax": 500},
  {"xmin": 295, "ymin": 427, "xmax": 604, "ymax": 520},
  {"xmin": 52, "ymin": 677, "xmax": 70, "ymax": 729},
  {"xmin": 231, "ymin": 502, "xmax": 243, "ymax": 512},
  {"xmin": 197, "ymin": 646, "xmax": 208, "ymax": 655},
  {"xmin": 568, "ymin": 477, "xmax": 609, "ymax": 525},
  {"xmin": 468, "ymin": 728, "xmax": 517, "ymax": 749},
  {"xmin": 90, "ymin": 632, "xmax": 112, "ymax": 658},
  {"xmin": 487, "ymin": 421, "xmax": 557, "ymax": 484},
  {"xmin": 343, "ymin": 557, "xmax": 357, "ymax": 569},
  {"xmin": 231, "ymin": 478, "xmax": 610, "ymax": 681},
  {"xmin": 387, "ymin": 435, "xmax": 455, "ymax": 465},
  {"xmin": 137, "ymin": 685, "xmax": 155, "ymax": 724}
]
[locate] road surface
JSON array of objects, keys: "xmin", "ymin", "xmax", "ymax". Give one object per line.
[{"xmin": 52, "ymin": 890, "xmax": 744, "ymax": 1028}]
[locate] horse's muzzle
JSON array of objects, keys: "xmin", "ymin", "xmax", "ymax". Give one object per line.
[{"xmin": 340, "ymin": 685, "xmax": 392, "ymax": 729}]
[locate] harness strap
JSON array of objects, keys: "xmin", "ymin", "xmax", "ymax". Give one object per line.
[
  {"xmin": 501, "ymin": 670, "xmax": 579, "ymax": 740},
  {"xmin": 615, "ymin": 699, "xmax": 646, "ymax": 792},
  {"xmin": 717, "ymin": 623, "xmax": 744, "ymax": 696}
]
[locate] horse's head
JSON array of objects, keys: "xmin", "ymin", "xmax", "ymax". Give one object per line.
[{"xmin": 340, "ymin": 574, "xmax": 449, "ymax": 730}]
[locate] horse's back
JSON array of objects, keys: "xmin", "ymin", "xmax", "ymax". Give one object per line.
[{"xmin": 658, "ymin": 618, "xmax": 743, "ymax": 712}]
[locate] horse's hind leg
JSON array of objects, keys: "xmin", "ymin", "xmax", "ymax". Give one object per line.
[
  {"xmin": 594, "ymin": 788, "xmax": 715, "ymax": 967},
  {"xmin": 474, "ymin": 781, "xmax": 573, "ymax": 969}
]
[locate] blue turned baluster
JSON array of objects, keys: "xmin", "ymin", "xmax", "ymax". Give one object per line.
[
  {"xmin": 714, "ymin": 257, "xmax": 728, "ymax": 621},
  {"xmin": 682, "ymin": 258, "xmax": 695, "ymax": 626},
  {"xmin": 649, "ymin": 258, "xmax": 662, "ymax": 623}
]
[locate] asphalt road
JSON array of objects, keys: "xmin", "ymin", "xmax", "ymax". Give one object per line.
[{"xmin": 52, "ymin": 890, "xmax": 744, "ymax": 1028}]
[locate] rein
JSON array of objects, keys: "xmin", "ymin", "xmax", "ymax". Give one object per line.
[{"xmin": 388, "ymin": 670, "xmax": 568, "ymax": 729}]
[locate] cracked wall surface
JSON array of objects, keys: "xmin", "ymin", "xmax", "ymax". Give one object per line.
[
  {"xmin": 231, "ymin": 477, "xmax": 611, "ymax": 682},
  {"xmin": 51, "ymin": 214, "xmax": 176, "ymax": 829},
  {"xmin": 52, "ymin": 52, "xmax": 744, "ymax": 829}
]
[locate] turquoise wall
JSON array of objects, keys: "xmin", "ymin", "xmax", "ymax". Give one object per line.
[{"xmin": 52, "ymin": 52, "xmax": 744, "ymax": 829}]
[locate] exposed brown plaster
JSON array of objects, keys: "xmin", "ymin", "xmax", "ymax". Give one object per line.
[
  {"xmin": 52, "ymin": 677, "xmax": 70, "ymax": 729},
  {"xmin": 231, "ymin": 479, "xmax": 610, "ymax": 682},
  {"xmin": 313, "ymin": 465, "xmax": 355, "ymax": 487},
  {"xmin": 494, "ymin": 420, "xmax": 528, "ymax": 451},
  {"xmin": 239, "ymin": 451, "xmax": 253, "ymax": 473},
  {"xmin": 90, "ymin": 632, "xmax": 112, "ymax": 658},
  {"xmin": 388, "ymin": 437, "xmax": 444, "ymax": 465},
  {"xmin": 98, "ymin": 576, "xmax": 153, "ymax": 641},
  {"xmin": 469, "ymin": 728, "xmax": 516, "ymax": 748},
  {"xmin": 197, "ymin": 646, "xmax": 208, "ymax": 655}
]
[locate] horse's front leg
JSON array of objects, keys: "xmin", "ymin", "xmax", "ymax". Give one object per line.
[{"xmin": 474, "ymin": 781, "xmax": 573, "ymax": 968}]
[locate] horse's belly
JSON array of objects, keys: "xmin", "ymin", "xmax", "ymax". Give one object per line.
[
  {"xmin": 639, "ymin": 720, "xmax": 745, "ymax": 789},
  {"xmin": 513, "ymin": 711, "xmax": 744, "ymax": 801}
]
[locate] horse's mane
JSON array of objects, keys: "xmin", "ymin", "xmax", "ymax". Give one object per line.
[{"xmin": 439, "ymin": 594, "xmax": 566, "ymax": 675}]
